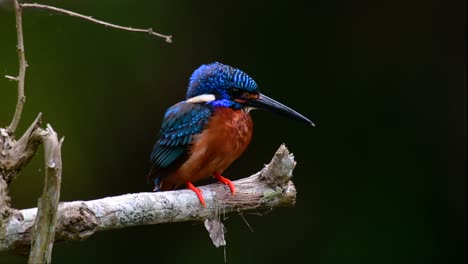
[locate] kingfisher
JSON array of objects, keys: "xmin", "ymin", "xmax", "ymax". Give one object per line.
[{"xmin": 147, "ymin": 62, "xmax": 313, "ymax": 206}]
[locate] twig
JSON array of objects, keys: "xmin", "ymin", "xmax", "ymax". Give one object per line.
[
  {"xmin": 7, "ymin": 0, "xmax": 27, "ymax": 134},
  {"xmin": 5, "ymin": 75, "xmax": 19, "ymax": 81},
  {"xmin": 20, "ymin": 3, "xmax": 173, "ymax": 43},
  {"xmin": 239, "ymin": 212, "xmax": 254, "ymax": 232},
  {"xmin": 0, "ymin": 145, "xmax": 297, "ymax": 254},
  {"xmin": 28, "ymin": 125, "xmax": 64, "ymax": 264}
]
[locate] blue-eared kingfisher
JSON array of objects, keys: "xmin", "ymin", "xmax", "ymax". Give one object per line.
[{"xmin": 147, "ymin": 62, "xmax": 314, "ymax": 206}]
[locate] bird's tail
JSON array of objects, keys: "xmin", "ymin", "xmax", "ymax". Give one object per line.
[{"xmin": 146, "ymin": 166, "xmax": 162, "ymax": 191}]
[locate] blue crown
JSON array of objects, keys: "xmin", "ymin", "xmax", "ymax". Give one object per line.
[{"xmin": 186, "ymin": 62, "xmax": 258, "ymax": 99}]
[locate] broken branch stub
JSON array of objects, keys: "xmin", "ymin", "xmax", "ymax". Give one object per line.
[
  {"xmin": 204, "ymin": 144, "xmax": 297, "ymax": 247},
  {"xmin": 0, "ymin": 113, "xmax": 43, "ymax": 185},
  {"xmin": 28, "ymin": 125, "xmax": 64, "ymax": 264}
]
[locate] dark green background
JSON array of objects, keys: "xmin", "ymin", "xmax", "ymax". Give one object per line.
[{"xmin": 1, "ymin": 0, "xmax": 466, "ymax": 263}]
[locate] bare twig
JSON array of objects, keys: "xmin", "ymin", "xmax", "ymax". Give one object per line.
[
  {"xmin": 5, "ymin": 75, "xmax": 19, "ymax": 81},
  {"xmin": 0, "ymin": 145, "xmax": 297, "ymax": 254},
  {"xmin": 20, "ymin": 3, "xmax": 173, "ymax": 43},
  {"xmin": 239, "ymin": 212, "xmax": 254, "ymax": 232},
  {"xmin": 28, "ymin": 125, "xmax": 64, "ymax": 264},
  {"xmin": 7, "ymin": 0, "xmax": 27, "ymax": 134}
]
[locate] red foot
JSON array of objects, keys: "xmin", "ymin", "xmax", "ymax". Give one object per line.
[
  {"xmin": 213, "ymin": 172, "xmax": 236, "ymax": 195},
  {"xmin": 186, "ymin": 181, "xmax": 206, "ymax": 207}
]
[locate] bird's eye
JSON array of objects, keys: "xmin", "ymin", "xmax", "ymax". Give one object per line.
[
  {"xmin": 229, "ymin": 88, "xmax": 242, "ymax": 97},
  {"xmin": 228, "ymin": 88, "xmax": 243, "ymax": 97}
]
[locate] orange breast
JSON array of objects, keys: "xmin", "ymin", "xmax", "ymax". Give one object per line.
[{"xmin": 160, "ymin": 108, "xmax": 253, "ymax": 190}]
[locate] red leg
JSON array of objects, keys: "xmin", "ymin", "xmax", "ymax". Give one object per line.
[
  {"xmin": 186, "ymin": 181, "xmax": 206, "ymax": 207},
  {"xmin": 213, "ymin": 172, "xmax": 236, "ymax": 195}
]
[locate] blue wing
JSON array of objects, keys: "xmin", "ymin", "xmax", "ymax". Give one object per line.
[{"xmin": 150, "ymin": 101, "xmax": 213, "ymax": 172}]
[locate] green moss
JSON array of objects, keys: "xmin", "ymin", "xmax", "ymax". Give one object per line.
[{"xmin": 261, "ymin": 188, "xmax": 282, "ymax": 204}]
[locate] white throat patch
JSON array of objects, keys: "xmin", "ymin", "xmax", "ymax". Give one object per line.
[
  {"xmin": 186, "ymin": 94, "xmax": 216, "ymax": 103},
  {"xmin": 243, "ymin": 106, "xmax": 256, "ymax": 113}
]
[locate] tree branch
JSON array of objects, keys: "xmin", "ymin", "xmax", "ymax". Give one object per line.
[
  {"xmin": 0, "ymin": 145, "xmax": 297, "ymax": 254},
  {"xmin": 0, "ymin": 113, "xmax": 42, "ymax": 185},
  {"xmin": 20, "ymin": 3, "xmax": 173, "ymax": 43},
  {"xmin": 7, "ymin": 0, "xmax": 27, "ymax": 134},
  {"xmin": 28, "ymin": 125, "xmax": 64, "ymax": 264},
  {"xmin": 0, "ymin": 114, "xmax": 42, "ymax": 251}
]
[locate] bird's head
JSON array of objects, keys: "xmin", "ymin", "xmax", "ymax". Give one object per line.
[{"xmin": 186, "ymin": 62, "xmax": 314, "ymax": 126}]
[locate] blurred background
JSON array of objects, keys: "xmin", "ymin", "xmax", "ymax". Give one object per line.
[{"xmin": 0, "ymin": 0, "xmax": 466, "ymax": 263}]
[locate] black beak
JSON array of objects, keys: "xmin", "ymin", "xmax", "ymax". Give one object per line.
[{"xmin": 245, "ymin": 93, "xmax": 315, "ymax": 126}]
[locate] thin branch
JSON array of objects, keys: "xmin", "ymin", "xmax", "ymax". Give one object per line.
[
  {"xmin": 28, "ymin": 125, "xmax": 64, "ymax": 264},
  {"xmin": 7, "ymin": 0, "xmax": 27, "ymax": 134},
  {"xmin": 239, "ymin": 212, "xmax": 254, "ymax": 232},
  {"xmin": 20, "ymin": 3, "xmax": 173, "ymax": 43},
  {"xmin": 5, "ymin": 75, "xmax": 19, "ymax": 81},
  {"xmin": 0, "ymin": 145, "xmax": 297, "ymax": 254}
]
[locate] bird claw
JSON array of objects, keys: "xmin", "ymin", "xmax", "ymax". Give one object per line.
[
  {"xmin": 186, "ymin": 181, "xmax": 206, "ymax": 207},
  {"xmin": 214, "ymin": 172, "xmax": 236, "ymax": 195}
]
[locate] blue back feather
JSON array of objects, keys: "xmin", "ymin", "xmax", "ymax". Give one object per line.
[{"xmin": 150, "ymin": 102, "xmax": 213, "ymax": 169}]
